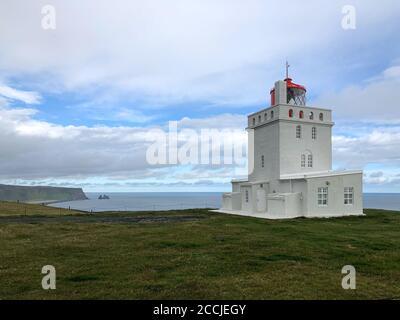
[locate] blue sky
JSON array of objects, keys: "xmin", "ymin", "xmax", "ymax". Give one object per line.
[{"xmin": 1, "ymin": 0, "xmax": 400, "ymax": 192}]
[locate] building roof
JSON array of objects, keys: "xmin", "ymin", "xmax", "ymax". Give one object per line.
[
  {"xmin": 279, "ymin": 170, "xmax": 363, "ymax": 180},
  {"xmin": 231, "ymin": 178, "xmax": 249, "ymax": 183}
]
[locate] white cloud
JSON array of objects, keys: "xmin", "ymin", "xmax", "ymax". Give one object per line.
[
  {"xmin": 0, "ymin": 105, "xmax": 246, "ymax": 185},
  {"xmin": 0, "ymin": 84, "xmax": 41, "ymax": 104},
  {"xmin": 1, "ymin": 103, "xmax": 400, "ymax": 190},
  {"xmin": 382, "ymin": 66, "xmax": 400, "ymax": 79},
  {"xmin": 1, "ymin": 0, "xmax": 399, "ymax": 107},
  {"xmin": 363, "ymin": 171, "xmax": 400, "ymax": 189},
  {"xmin": 88, "ymin": 107, "xmax": 155, "ymax": 123},
  {"xmin": 178, "ymin": 113, "xmax": 246, "ymax": 129},
  {"xmin": 315, "ymin": 64, "xmax": 400, "ymax": 122},
  {"xmin": 333, "ymin": 125, "xmax": 400, "ymax": 169},
  {"xmin": 1, "ymin": 1, "xmax": 400, "ymax": 191}
]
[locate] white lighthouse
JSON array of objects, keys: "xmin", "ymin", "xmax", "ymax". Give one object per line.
[{"xmin": 216, "ymin": 69, "xmax": 364, "ymax": 219}]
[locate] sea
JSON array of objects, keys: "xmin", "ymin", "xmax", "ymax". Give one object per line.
[{"xmin": 48, "ymin": 192, "xmax": 400, "ymax": 213}]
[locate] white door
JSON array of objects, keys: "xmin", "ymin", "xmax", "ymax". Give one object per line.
[{"xmin": 256, "ymin": 189, "xmax": 267, "ymax": 212}]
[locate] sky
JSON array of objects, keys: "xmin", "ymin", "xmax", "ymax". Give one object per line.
[{"xmin": 0, "ymin": 0, "xmax": 400, "ymax": 192}]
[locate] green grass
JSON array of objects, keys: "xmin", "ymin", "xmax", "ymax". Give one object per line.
[
  {"xmin": 0, "ymin": 201, "xmax": 399, "ymax": 299},
  {"xmin": 0, "ymin": 201, "xmax": 83, "ymax": 217}
]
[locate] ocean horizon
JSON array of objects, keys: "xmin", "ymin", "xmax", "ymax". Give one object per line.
[{"xmin": 48, "ymin": 192, "xmax": 400, "ymax": 213}]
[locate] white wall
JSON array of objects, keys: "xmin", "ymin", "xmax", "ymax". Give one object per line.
[
  {"xmin": 279, "ymin": 105, "xmax": 333, "ymax": 176},
  {"xmin": 248, "ymin": 104, "xmax": 333, "ymax": 181},
  {"xmin": 222, "ymin": 194, "xmax": 232, "ymax": 210},
  {"xmin": 306, "ymin": 173, "xmax": 363, "ymax": 217},
  {"xmin": 232, "ymin": 181, "xmax": 242, "ymax": 193},
  {"xmin": 267, "ymin": 192, "xmax": 303, "ymax": 218},
  {"xmin": 231, "ymin": 193, "xmax": 242, "ymax": 210},
  {"xmin": 249, "ymin": 121, "xmax": 280, "ymax": 181},
  {"xmin": 240, "ymin": 186, "xmax": 253, "ymax": 212},
  {"xmin": 267, "ymin": 196, "xmax": 285, "ymax": 217}
]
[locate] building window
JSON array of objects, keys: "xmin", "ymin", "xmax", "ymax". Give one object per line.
[
  {"xmin": 312, "ymin": 127, "xmax": 317, "ymax": 139},
  {"xmin": 319, "ymin": 113, "xmax": 324, "ymax": 121},
  {"xmin": 299, "ymin": 110, "xmax": 304, "ymax": 119},
  {"xmin": 289, "ymin": 109, "xmax": 293, "ymax": 118},
  {"xmin": 245, "ymin": 190, "xmax": 249, "ymax": 203},
  {"xmin": 301, "ymin": 154, "xmax": 306, "ymax": 167},
  {"xmin": 261, "ymin": 155, "xmax": 265, "ymax": 168},
  {"xmin": 264, "ymin": 113, "xmax": 268, "ymax": 120},
  {"xmin": 258, "ymin": 115, "xmax": 261, "ymax": 123},
  {"xmin": 309, "ymin": 112, "xmax": 314, "ymax": 120},
  {"xmin": 344, "ymin": 187, "xmax": 354, "ymax": 205},
  {"xmin": 271, "ymin": 110, "xmax": 274, "ymax": 119},
  {"xmin": 253, "ymin": 118, "xmax": 255, "ymax": 126},
  {"xmin": 308, "ymin": 154, "xmax": 313, "ymax": 167},
  {"xmin": 296, "ymin": 125, "xmax": 301, "ymax": 138},
  {"xmin": 318, "ymin": 187, "xmax": 328, "ymax": 206}
]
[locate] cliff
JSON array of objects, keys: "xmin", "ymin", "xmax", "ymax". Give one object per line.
[{"xmin": 0, "ymin": 184, "xmax": 88, "ymax": 202}]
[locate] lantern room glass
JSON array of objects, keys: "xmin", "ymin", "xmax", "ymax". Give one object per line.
[{"xmin": 287, "ymin": 87, "xmax": 306, "ymax": 106}]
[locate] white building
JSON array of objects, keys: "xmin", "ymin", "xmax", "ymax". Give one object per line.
[{"xmin": 215, "ymin": 75, "xmax": 364, "ymax": 219}]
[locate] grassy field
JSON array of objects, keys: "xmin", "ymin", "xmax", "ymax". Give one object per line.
[
  {"xmin": 0, "ymin": 201, "xmax": 83, "ymax": 217},
  {"xmin": 0, "ymin": 201, "xmax": 399, "ymax": 299}
]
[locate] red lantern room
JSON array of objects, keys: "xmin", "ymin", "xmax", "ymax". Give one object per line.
[{"xmin": 270, "ymin": 77, "xmax": 307, "ymax": 106}]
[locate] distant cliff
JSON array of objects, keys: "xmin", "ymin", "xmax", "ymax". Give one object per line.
[{"xmin": 0, "ymin": 184, "xmax": 88, "ymax": 202}]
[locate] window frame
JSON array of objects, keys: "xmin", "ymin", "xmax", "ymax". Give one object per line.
[
  {"xmin": 307, "ymin": 154, "xmax": 313, "ymax": 167},
  {"xmin": 312, "ymin": 127, "xmax": 317, "ymax": 139},
  {"xmin": 301, "ymin": 154, "xmax": 306, "ymax": 168},
  {"xmin": 317, "ymin": 187, "xmax": 328, "ymax": 206},
  {"xmin": 296, "ymin": 125, "xmax": 302, "ymax": 139},
  {"xmin": 344, "ymin": 187, "xmax": 354, "ymax": 205}
]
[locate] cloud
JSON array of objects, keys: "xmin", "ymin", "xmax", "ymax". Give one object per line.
[
  {"xmin": 0, "ymin": 105, "xmax": 246, "ymax": 187},
  {"xmin": 0, "ymin": 105, "xmax": 153, "ymax": 179},
  {"xmin": 369, "ymin": 171, "xmax": 384, "ymax": 178},
  {"xmin": 363, "ymin": 171, "xmax": 400, "ymax": 188},
  {"xmin": 88, "ymin": 107, "xmax": 155, "ymax": 123},
  {"xmin": 1, "ymin": 102, "xmax": 400, "ymax": 191},
  {"xmin": 0, "ymin": 84, "xmax": 41, "ymax": 104},
  {"xmin": 1, "ymin": 0, "xmax": 400, "ymax": 108},
  {"xmin": 314, "ymin": 64, "xmax": 400, "ymax": 122},
  {"xmin": 333, "ymin": 124, "xmax": 400, "ymax": 169},
  {"xmin": 1, "ymin": 1, "xmax": 400, "ymax": 191},
  {"xmin": 178, "ymin": 113, "xmax": 246, "ymax": 129},
  {"xmin": 382, "ymin": 66, "xmax": 400, "ymax": 79}
]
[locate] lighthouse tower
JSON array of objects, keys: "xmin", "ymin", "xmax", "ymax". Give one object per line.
[{"xmin": 216, "ymin": 67, "xmax": 363, "ymax": 219}]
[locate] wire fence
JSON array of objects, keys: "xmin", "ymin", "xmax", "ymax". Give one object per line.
[
  {"xmin": 54, "ymin": 202, "xmax": 219, "ymax": 213},
  {"xmin": 0, "ymin": 199, "xmax": 220, "ymax": 215}
]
